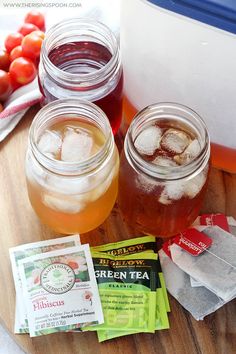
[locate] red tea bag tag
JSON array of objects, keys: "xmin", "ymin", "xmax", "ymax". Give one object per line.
[
  {"xmin": 199, "ymin": 213, "xmax": 230, "ymax": 232},
  {"xmin": 162, "ymin": 239, "xmax": 175, "ymax": 259},
  {"xmin": 174, "ymin": 228, "xmax": 213, "ymax": 256}
]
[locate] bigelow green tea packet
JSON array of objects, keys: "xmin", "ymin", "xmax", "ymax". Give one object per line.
[
  {"xmin": 93, "ymin": 235, "xmax": 170, "ymax": 312},
  {"xmin": 9, "ymin": 235, "xmax": 81, "ymax": 333},
  {"xmin": 18, "ymin": 244, "xmax": 103, "ymax": 337},
  {"xmin": 85, "ymin": 251, "xmax": 158, "ymax": 333},
  {"xmin": 92, "ymin": 236, "xmax": 169, "ymax": 342}
]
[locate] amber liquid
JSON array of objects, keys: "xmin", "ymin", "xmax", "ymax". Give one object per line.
[
  {"xmin": 123, "ymin": 95, "xmax": 236, "ymax": 172},
  {"xmin": 40, "ymin": 41, "xmax": 123, "ymax": 134},
  {"xmin": 27, "ymin": 120, "xmax": 119, "ymax": 234},
  {"xmin": 27, "ymin": 175, "xmax": 118, "ymax": 235},
  {"xmin": 119, "ymin": 153, "xmax": 208, "ymax": 238},
  {"xmin": 119, "ymin": 119, "xmax": 209, "ymax": 237}
]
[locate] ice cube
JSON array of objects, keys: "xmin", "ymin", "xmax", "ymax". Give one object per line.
[
  {"xmin": 61, "ymin": 128, "xmax": 93, "ymax": 162},
  {"xmin": 184, "ymin": 170, "xmax": 207, "ymax": 198},
  {"xmin": 43, "ymin": 194, "xmax": 86, "ymax": 214},
  {"xmin": 159, "ymin": 181, "xmax": 185, "ymax": 205},
  {"xmin": 160, "ymin": 129, "xmax": 190, "ymax": 154},
  {"xmin": 37, "ymin": 130, "xmax": 62, "ymax": 157},
  {"xmin": 153, "ymin": 156, "xmax": 178, "ymax": 167},
  {"xmin": 45, "ymin": 174, "xmax": 91, "ymax": 195},
  {"xmin": 134, "ymin": 125, "xmax": 162, "ymax": 155},
  {"xmin": 135, "ymin": 174, "xmax": 160, "ymax": 193},
  {"xmin": 174, "ymin": 139, "xmax": 201, "ymax": 165}
]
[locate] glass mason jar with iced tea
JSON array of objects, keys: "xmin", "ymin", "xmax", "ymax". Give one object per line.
[
  {"xmin": 39, "ymin": 18, "xmax": 123, "ymax": 134},
  {"xmin": 119, "ymin": 103, "xmax": 210, "ymax": 237},
  {"xmin": 26, "ymin": 99, "xmax": 119, "ymax": 234}
]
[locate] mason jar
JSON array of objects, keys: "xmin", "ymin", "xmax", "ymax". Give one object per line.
[
  {"xmin": 39, "ymin": 18, "xmax": 123, "ymax": 134},
  {"xmin": 118, "ymin": 103, "xmax": 211, "ymax": 237},
  {"xmin": 26, "ymin": 99, "xmax": 119, "ymax": 235}
]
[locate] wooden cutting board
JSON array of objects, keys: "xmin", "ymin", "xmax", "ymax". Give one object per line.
[{"xmin": 0, "ymin": 106, "xmax": 235, "ymax": 354}]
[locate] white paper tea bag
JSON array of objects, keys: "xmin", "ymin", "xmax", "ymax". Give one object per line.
[
  {"xmin": 159, "ymin": 250, "xmax": 227, "ymax": 320},
  {"xmin": 170, "ymin": 226, "xmax": 236, "ymax": 301}
]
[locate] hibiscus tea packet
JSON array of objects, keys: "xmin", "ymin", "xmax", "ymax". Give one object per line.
[
  {"xmin": 9, "ymin": 235, "xmax": 81, "ymax": 333},
  {"xmin": 18, "ymin": 244, "xmax": 103, "ymax": 337}
]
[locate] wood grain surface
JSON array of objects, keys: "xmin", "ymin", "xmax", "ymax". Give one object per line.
[{"xmin": 0, "ymin": 106, "xmax": 235, "ymax": 354}]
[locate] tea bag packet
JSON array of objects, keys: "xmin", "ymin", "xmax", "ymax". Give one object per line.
[
  {"xmin": 92, "ymin": 237, "xmax": 169, "ymax": 342},
  {"xmin": 158, "ymin": 249, "xmax": 226, "ymax": 320},
  {"xmin": 93, "ymin": 235, "xmax": 170, "ymax": 313},
  {"xmin": 18, "ymin": 244, "xmax": 103, "ymax": 337},
  {"xmin": 9, "ymin": 235, "xmax": 81, "ymax": 334},
  {"xmin": 85, "ymin": 251, "xmax": 157, "ymax": 334},
  {"xmin": 169, "ymin": 226, "xmax": 236, "ymax": 301}
]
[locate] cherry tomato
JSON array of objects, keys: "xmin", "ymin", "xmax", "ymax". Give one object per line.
[
  {"xmin": 0, "ymin": 70, "xmax": 13, "ymax": 101},
  {"xmin": 22, "ymin": 31, "xmax": 44, "ymax": 59},
  {"xmin": 5, "ymin": 33, "xmax": 23, "ymax": 53},
  {"xmin": 18, "ymin": 23, "xmax": 39, "ymax": 36},
  {"xmin": 9, "ymin": 45, "xmax": 23, "ymax": 62},
  {"xmin": 9, "ymin": 57, "xmax": 37, "ymax": 85},
  {"xmin": 24, "ymin": 11, "xmax": 45, "ymax": 31},
  {"xmin": 31, "ymin": 30, "xmax": 45, "ymax": 40},
  {"xmin": 0, "ymin": 102, "xmax": 3, "ymax": 113},
  {"xmin": 0, "ymin": 49, "xmax": 10, "ymax": 71}
]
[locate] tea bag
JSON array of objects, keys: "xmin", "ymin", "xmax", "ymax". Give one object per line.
[
  {"xmin": 169, "ymin": 226, "xmax": 236, "ymax": 301},
  {"xmin": 159, "ymin": 249, "xmax": 227, "ymax": 320},
  {"xmin": 190, "ymin": 214, "xmax": 236, "ymax": 288}
]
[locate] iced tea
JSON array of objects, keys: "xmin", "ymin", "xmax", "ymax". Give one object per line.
[
  {"xmin": 119, "ymin": 103, "xmax": 210, "ymax": 237},
  {"xmin": 26, "ymin": 100, "xmax": 119, "ymax": 234}
]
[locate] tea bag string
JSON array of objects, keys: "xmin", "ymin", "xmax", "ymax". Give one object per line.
[
  {"xmin": 179, "ymin": 234, "xmax": 236, "ymax": 270},
  {"xmin": 203, "ymin": 248, "xmax": 236, "ymax": 270}
]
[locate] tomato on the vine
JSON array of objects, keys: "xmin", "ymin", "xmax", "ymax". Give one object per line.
[
  {"xmin": 18, "ymin": 23, "xmax": 39, "ymax": 36},
  {"xmin": 21, "ymin": 31, "xmax": 44, "ymax": 59},
  {"xmin": 24, "ymin": 11, "xmax": 45, "ymax": 31},
  {"xmin": 5, "ymin": 33, "xmax": 23, "ymax": 53},
  {"xmin": 9, "ymin": 57, "xmax": 37, "ymax": 85},
  {"xmin": 0, "ymin": 49, "xmax": 10, "ymax": 71},
  {"xmin": 0, "ymin": 70, "xmax": 13, "ymax": 101}
]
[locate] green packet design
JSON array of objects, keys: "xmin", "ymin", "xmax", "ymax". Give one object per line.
[
  {"xmin": 92, "ymin": 236, "xmax": 169, "ymax": 341},
  {"xmin": 84, "ymin": 251, "xmax": 158, "ymax": 333},
  {"xmin": 92, "ymin": 235, "xmax": 170, "ymax": 313},
  {"xmin": 93, "ymin": 236, "xmax": 169, "ymax": 333}
]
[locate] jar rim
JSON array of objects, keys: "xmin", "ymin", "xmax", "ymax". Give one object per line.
[
  {"xmin": 41, "ymin": 17, "xmax": 120, "ymax": 88},
  {"xmin": 125, "ymin": 102, "xmax": 210, "ymax": 181},
  {"xmin": 29, "ymin": 98, "xmax": 114, "ymax": 176}
]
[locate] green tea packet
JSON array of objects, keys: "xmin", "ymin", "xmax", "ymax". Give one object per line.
[
  {"xmin": 93, "ymin": 235, "xmax": 170, "ymax": 313},
  {"xmin": 85, "ymin": 251, "xmax": 158, "ymax": 333},
  {"xmin": 92, "ymin": 236, "xmax": 169, "ymax": 341},
  {"xmin": 9, "ymin": 235, "xmax": 81, "ymax": 334},
  {"xmin": 18, "ymin": 244, "xmax": 103, "ymax": 337}
]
